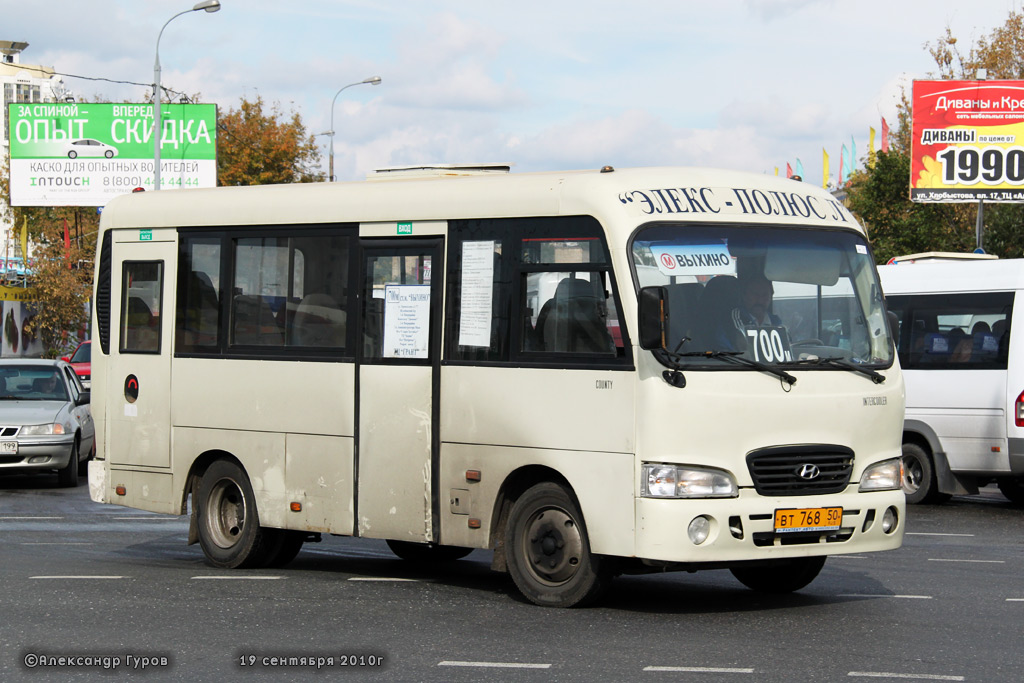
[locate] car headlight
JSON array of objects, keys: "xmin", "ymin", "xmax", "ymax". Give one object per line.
[
  {"xmin": 858, "ymin": 457, "xmax": 903, "ymax": 491},
  {"xmin": 19, "ymin": 423, "xmax": 66, "ymax": 436},
  {"xmin": 642, "ymin": 464, "xmax": 738, "ymax": 498}
]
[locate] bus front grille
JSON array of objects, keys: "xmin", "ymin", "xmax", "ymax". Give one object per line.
[{"xmin": 746, "ymin": 445, "xmax": 854, "ymax": 496}]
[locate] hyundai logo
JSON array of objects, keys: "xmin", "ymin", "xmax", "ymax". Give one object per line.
[{"xmin": 797, "ymin": 464, "xmax": 821, "ymax": 480}]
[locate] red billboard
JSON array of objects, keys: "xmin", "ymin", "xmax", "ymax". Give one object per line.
[{"xmin": 911, "ymin": 79, "xmax": 1024, "ymax": 202}]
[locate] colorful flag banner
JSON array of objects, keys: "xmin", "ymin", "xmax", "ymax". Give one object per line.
[
  {"xmin": 881, "ymin": 117, "xmax": 890, "ymax": 153},
  {"xmin": 822, "ymin": 148, "xmax": 829, "ymax": 188}
]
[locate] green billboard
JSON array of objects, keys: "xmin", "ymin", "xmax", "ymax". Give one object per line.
[{"xmin": 8, "ymin": 102, "xmax": 217, "ymax": 206}]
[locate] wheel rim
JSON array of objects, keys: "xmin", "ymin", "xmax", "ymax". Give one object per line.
[
  {"xmin": 205, "ymin": 477, "xmax": 247, "ymax": 549},
  {"xmin": 520, "ymin": 506, "xmax": 584, "ymax": 586},
  {"xmin": 902, "ymin": 455, "xmax": 923, "ymax": 493}
]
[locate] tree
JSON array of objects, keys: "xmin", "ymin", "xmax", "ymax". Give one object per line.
[
  {"xmin": 0, "ymin": 158, "xmax": 97, "ymax": 356},
  {"xmin": 846, "ymin": 151, "xmax": 970, "ymax": 264},
  {"xmin": 217, "ymin": 95, "xmax": 324, "ymax": 186},
  {"xmin": 21, "ymin": 219, "xmax": 94, "ymax": 358},
  {"xmin": 847, "ymin": 10, "xmax": 1024, "ymax": 262}
]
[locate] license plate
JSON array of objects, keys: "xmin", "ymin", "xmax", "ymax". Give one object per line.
[
  {"xmin": 773, "ymin": 507, "xmax": 842, "ymax": 533},
  {"xmin": 0, "ymin": 441, "xmax": 18, "ymax": 454}
]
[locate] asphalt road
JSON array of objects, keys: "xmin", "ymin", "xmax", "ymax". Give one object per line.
[{"xmin": 2, "ymin": 473, "xmax": 1023, "ymax": 682}]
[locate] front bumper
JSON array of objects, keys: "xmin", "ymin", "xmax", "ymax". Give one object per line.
[
  {"xmin": 635, "ymin": 487, "xmax": 905, "ymax": 564},
  {"xmin": 0, "ymin": 437, "xmax": 76, "ymax": 473}
]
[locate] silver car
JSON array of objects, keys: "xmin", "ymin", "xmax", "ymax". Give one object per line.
[{"xmin": 0, "ymin": 359, "xmax": 95, "ymax": 487}]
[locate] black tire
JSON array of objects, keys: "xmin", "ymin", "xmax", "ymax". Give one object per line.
[
  {"xmin": 263, "ymin": 530, "xmax": 305, "ymax": 568},
  {"xmin": 195, "ymin": 459, "xmax": 277, "ymax": 568},
  {"xmin": 505, "ymin": 482, "xmax": 612, "ymax": 607},
  {"xmin": 901, "ymin": 442, "xmax": 949, "ymax": 504},
  {"xmin": 730, "ymin": 556, "xmax": 826, "ymax": 593},
  {"xmin": 386, "ymin": 540, "xmax": 473, "ymax": 563},
  {"xmin": 57, "ymin": 437, "xmax": 80, "ymax": 488},
  {"xmin": 104, "ymin": 150, "xmax": 114, "ymax": 158},
  {"xmin": 78, "ymin": 440, "xmax": 95, "ymax": 477},
  {"xmin": 997, "ymin": 477, "xmax": 1024, "ymax": 506},
  {"xmin": 67, "ymin": 150, "xmax": 77, "ymax": 159}
]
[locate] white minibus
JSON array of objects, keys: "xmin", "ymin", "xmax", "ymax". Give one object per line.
[
  {"xmin": 880, "ymin": 258, "xmax": 1021, "ymax": 504},
  {"xmin": 89, "ymin": 165, "xmax": 905, "ymax": 606}
]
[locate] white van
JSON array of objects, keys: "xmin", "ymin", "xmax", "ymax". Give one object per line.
[{"xmin": 879, "ymin": 258, "xmax": 1020, "ymax": 503}]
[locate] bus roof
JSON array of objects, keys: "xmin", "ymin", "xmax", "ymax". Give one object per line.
[
  {"xmin": 879, "ymin": 257, "xmax": 1024, "ymax": 294},
  {"xmin": 98, "ymin": 166, "xmax": 863, "ymax": 242}
]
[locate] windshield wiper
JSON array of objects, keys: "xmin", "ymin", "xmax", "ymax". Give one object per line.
[
  {"xmin": 793, "ymin": 355, "xmax": 885, "ymax": 384},
  {"xmin": 674, "ymin": 349, "xmax": 796, "ymax": 386}
]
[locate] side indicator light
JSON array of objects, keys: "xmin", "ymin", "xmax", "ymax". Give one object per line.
[
  {"xmin": 115, "ymin": 485, "xmax": 126, "ymax": 496},
  {"xmin": 290, "ymin": 502, "xmax": 302, "ymax": 512},
  {"xmin": 468, "ymin": 518, "xmax": 481, "ymax": 529},
  {"xmin": 465, "ymin": 470, "xmax": 481, "ymax": 482}
]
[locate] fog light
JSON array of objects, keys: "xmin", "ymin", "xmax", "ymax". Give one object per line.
[
  {"xmin": 688, "ymin": 515, "xmax": 712, "ymax": 545},
  {"xmin": 882, "ymin": 506, "xmax": 898, "ymax": 534},
  {"xmin": 28, "ymin": 456, "xmax": 49, "ymax": 464}
]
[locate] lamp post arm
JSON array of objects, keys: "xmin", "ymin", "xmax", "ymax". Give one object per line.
[{"xmin": 327, "ymin": 77, "xmax": 380, "ymax": 182}]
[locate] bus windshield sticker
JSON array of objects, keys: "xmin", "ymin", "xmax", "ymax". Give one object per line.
[
  {"xmin": 383, "ymin": 284, "xmax": 431, "ymax": 359},
  {"xmin": 649, "ymin": 243, "xmax": 735, "ymax": 277},
  {"xmin": 459, "ymin": 241, "xmax": 495, "ymax": 347}
]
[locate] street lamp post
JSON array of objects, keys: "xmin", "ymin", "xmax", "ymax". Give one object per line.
[
  {"xmin": 153, "ymin": 0, "xmax": 221, "ymax": 191},
  {"xmin": 326, "ymin": 76, "xmax": 381, "ymax": 181}
]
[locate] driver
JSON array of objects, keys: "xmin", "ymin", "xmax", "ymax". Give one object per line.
[{"xmin": 732, "ymin": 273, "xmax": 782, "ymax": 330}]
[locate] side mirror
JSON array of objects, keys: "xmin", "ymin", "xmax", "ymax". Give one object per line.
[
  {"xmin": 60, "ymin": 356, "xmax": 70, "ymax": 362},
  {"xmin": 76, "ymin": 391, "xmax": 91, "ymax": 406},
  {"xmin": 638, "ymin": 286, "xmax": 668, "ymax": 350},
  {"xmin": 886, "ymin": 309, "xmax": 899, "ymax": 343}
]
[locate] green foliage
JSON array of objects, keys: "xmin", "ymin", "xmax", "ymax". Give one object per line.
[
  {"xmin": 847, "ymin": 152, "xmax": 973, "ymax": 264},
  {"xmin": 849, "ymin": 10, "xmax": 1024, "ymax": 262},
  {"xmin": 217, "ymin": 95, "xmax": 324, "ymax": 186}
]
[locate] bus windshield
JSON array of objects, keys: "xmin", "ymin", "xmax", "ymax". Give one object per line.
[{"xmin": 632, "ymin": 223, "xmax": 894, "ymax": 369}]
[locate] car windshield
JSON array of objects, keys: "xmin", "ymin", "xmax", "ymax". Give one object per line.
[
  {"xmin": 0, "ymin": 366, "xmax": 68, "ymax": 401},
  {"xmin": 632, "ymin": 223, "xmax": 894, "ymax": 369},
  {"xmin": 70, "ymin": 343, "xmax": 91, "ymax": 363}
]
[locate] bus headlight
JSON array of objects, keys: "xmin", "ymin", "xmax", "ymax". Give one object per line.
[
  {"xmin": 858, "ymin": 458, "xmax": 903, "ymax": 492},
  {"xmin": 642, "ymin": 464, "xmax": 738, "ymax": 498}
]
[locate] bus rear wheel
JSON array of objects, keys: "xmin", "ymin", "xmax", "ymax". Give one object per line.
[
  {"xmin": 505, "ymin": 482, "xmax": 611, "ymax": 608},
  {"xmin": 730, "ymin": 556, "xmax": 826, "ymax": 593},
  {"xmin": 997, "ymin": 476, "xmax": 1024, "ymax": 506},
  {"xmin": 196, "ymin": 460, "xmax": 278, "ymax": 569}
]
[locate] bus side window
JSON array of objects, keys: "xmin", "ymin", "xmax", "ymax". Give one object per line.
[{"xmin": 120, "ymin": 261, "xmax": 163, "ymax": 354}]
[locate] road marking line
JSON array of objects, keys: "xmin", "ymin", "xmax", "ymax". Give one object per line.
[
  {"xmin": 348, "ymin": 577, "xmax": 420, "ymax": 582},
  {"xmin": 1006, "ymin": 598, "xmax": 1024, "ymax": 602},
  {"xmin": 848, "ymin": 672, "xmax": 964, "ymax": 681},
  {"xmin": 190, "ymin": 576, "xmax": 283, "ymax": 580},
  {"xmin": 111, "ymin": 516, "xmax": 179, "ymax": 520},
  {"xmin": 0, "ymin": 516, "xmax": 63, "ymax": 520},
  {"xmin": 31, "ymin": 575, "xmax": 125, "ymax": 579},
  {"xmin": 831, "ymin": 555, "xmax": 869, "ymax": 559},
  {"xmin": 839, "ymin": 594, "xmax": 932, "ymax": 599},
  {"xmin": 21, "ymin": 542, "xmax": 94, "ymax": 545},
  {"xmin": 905, "ymin": 532, "xmax": 974, "ymax": 537},
  {"xmin": 439, "ymin": 661, "xmax": 551, "ymax": 669},
  {"xmin": 644, "ymin": 666, "xmax": 753, "ymax": 673},
  {"xmin": 927, "ymin": 558, "xmax": 1004, "ymax": 564}
]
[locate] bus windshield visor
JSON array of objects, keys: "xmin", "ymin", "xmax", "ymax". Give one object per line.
[{"xmin": 632, "ymin": 224, "xmax": 894, "ymax": 369}]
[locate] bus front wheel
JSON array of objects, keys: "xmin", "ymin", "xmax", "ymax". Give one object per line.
[
  {"xmin": 730, "ymin": 556, "xmax": 826, "ymax": 593},
  {"xmin": 196, "ymin": 460, "xmax": 278, "ymax": 569},
  {"xmin": 505, "ymin": 482, "xmax": 612, "ymax": 608},
  {"xmin": 901, "ymin": 442, "xmax": 949, "ymax": 504}
]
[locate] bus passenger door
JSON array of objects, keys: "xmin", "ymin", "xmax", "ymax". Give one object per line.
[
  {"xmin": 356, "ymin": 239, "xmax": 442, "ymax": 542},
  {"xmin": 106, "ymin": 229, "xmax": 175, "ymax": 469}
]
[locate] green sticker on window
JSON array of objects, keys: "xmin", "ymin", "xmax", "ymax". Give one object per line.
[{"xmin": 397, "ymin": 222, "xmax": 413, "ymax": 235}]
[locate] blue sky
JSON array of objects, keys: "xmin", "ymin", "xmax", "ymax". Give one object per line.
[{"xmin": 6, "ymin": 0, "xmax": 1022, "ymax": 183}]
